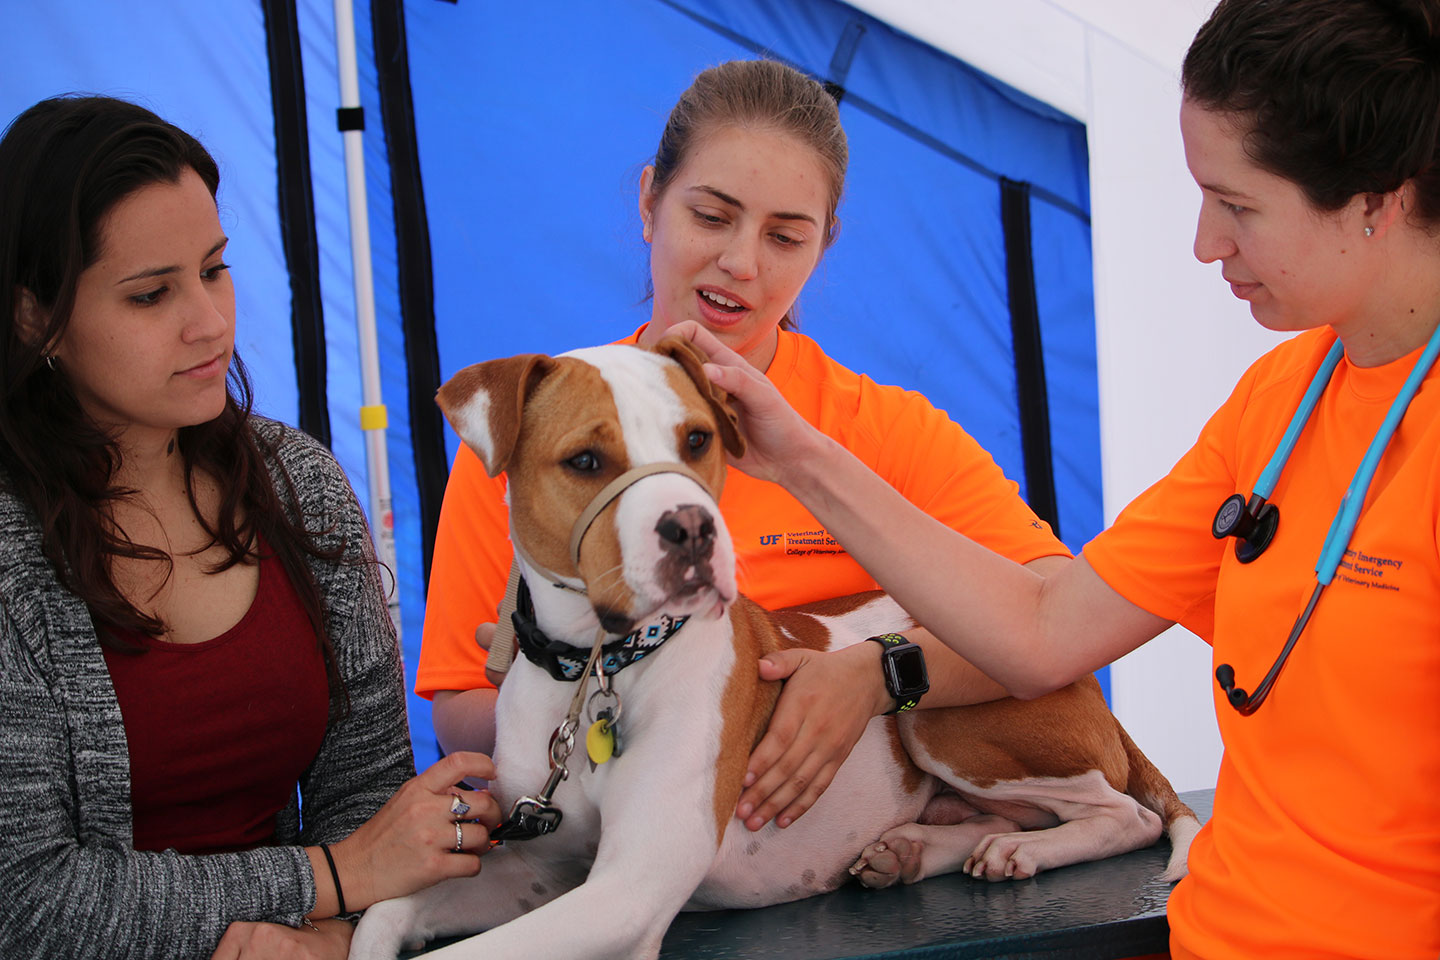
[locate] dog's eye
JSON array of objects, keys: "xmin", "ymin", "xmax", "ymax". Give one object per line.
[
  {"xmin": 686, "ymin": 430, "xmax": 712, "ymax": 456},
  {"xmin": 566, "ymin": 451, "xmax": 601, "ymax": 473}
]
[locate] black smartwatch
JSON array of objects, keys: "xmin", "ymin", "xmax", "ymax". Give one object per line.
[{"xmin": 865, "ymin": 633, "xmax": 929, "ymax": 714}]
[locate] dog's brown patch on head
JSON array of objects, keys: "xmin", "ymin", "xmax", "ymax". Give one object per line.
[
  {"xmin": 437, "ymin": 354, "xmax": 557, "ymax": 476},
  {"xmin": 906, "ymin": 675, "xmax": 1127, "ymax": 789},
  {"xmin": 501, "ymin": 360, "xmax": 634, "ymax": 589},
  {"xmin": 653, "ymin": 336, "xmax": 745, "ymax": 459},
  {"xmin": 439, "ymin": 352, "xmax": 641, "ymax": 606},
  {"xmin": 660, "ymin": 363, "xmax": 732, "ymax": 501}
]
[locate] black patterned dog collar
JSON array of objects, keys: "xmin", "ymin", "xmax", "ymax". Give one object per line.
[{"xmin": 511, "ymin": 576, "xmax": 689, "ymax": 682}]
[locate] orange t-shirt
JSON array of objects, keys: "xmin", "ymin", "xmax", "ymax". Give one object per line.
[
  {"xmin": 418, "ymin": 327, "xmax": 1068, "ymax": 696},
  {"xmin": 1085, "ymin": 327, "xmax": 1440, "ymax": 959}
]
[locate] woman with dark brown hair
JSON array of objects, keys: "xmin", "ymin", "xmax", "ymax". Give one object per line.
[
  {"xmin": 0, "ymin": 95, "xmax": 499, "ymax": 959},
  {"xmin": 674, "ymin": 2, "xmax": 1440, "ymax": 956}
]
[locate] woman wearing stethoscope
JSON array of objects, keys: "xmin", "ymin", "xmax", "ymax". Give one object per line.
[{"xmin": 665, "ymin": 2, "xmax": 1440, "ymax": 957}]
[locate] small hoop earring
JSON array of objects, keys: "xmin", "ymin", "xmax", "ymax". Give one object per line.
[
  {"xmin": 44, "ymin": 355, "xmax": 58, "ymax": 372},
  {"xmin": 1364, "ymin": 226, "xmax": 1375, "ymax": 237}
]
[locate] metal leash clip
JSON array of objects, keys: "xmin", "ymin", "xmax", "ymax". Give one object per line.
[{"xmin": 489, "ymin": 721, "xmax": 576, "ymax": 844}]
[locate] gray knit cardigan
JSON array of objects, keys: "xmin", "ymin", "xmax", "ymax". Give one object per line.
[{"xmin": 0, "ymin": 420, "xmax": 415, "ymax": 959}]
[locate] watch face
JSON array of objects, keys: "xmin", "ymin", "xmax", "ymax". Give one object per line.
[{"xmin": 888, "ymin": 645, "xmax": 928, "ymax": 694}]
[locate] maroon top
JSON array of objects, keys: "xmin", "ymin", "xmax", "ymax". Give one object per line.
[{"xmin": 102, "ymin": 547, "xmax": 329, "ymax": 854}]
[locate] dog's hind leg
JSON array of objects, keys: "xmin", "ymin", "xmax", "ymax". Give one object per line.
[
  {"xmin": 876, "ymin": 677, "xmax": 1172, "ymax": 883},
  {"xmin": 960, "ymin": 788, "xmax": 1163, "ymax": 881},
  {"xmin": 850, "ymin": 814, "xmax": 1021, "ymax": 888}
]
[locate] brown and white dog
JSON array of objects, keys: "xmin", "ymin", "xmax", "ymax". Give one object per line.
[{"xmin": 349, "ymin": 340, "xmax": 1199, "ymax": 960}]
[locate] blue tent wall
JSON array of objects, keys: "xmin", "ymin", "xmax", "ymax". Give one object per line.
[{"xmin": 2, "ymin": 0, "xmax": 1101, "ymax": 774}]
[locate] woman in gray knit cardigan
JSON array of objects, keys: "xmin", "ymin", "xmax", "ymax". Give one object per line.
[{"xmin": 0, "ymin": 96, "xmax": 499, "ymax": 959}]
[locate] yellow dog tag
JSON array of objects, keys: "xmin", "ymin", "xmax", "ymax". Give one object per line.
[{"xmin": 586, "ymin": 718, "xmax": 615, "ymax": 765}]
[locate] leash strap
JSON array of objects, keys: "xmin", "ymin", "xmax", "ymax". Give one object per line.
[{"xmin": 485, "ymin": 561, "xmax": 522, "ymax": 678}]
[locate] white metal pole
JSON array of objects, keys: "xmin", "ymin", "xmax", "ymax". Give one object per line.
[{"xmin": 333, "ymin": 0, "xmax": 401, "ymax": 638}]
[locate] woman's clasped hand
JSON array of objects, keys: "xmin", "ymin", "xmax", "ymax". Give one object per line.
[{"xmin": 314, "ymin": 751, "xmax": 501, "ymax": 916}]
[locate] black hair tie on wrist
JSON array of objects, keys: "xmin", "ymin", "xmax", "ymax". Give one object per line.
[{"xmin": 319, "ymin": 843, "xmax": 346, "ymax": 916}]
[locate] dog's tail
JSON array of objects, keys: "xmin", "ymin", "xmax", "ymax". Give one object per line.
[{"xmin": 1118, "ymin": 723, "xmax": 1201, "ymax": 882}]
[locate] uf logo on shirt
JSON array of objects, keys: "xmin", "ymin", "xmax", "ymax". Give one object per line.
[{"xmin": 759, "ymin": 534, "xmax": 782, "ymax": 546}]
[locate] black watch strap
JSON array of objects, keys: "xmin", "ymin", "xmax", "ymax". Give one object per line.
[{"xmin": 866, "ymin": 633, "xmax": 928, "ymax": 714}]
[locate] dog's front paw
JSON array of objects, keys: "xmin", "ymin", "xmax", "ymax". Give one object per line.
[
  {"xmin": 964, "ymin": 832, "xmax": 1043, "ymax": 882},
  {"xmin": 350, "ymin": 899, "xmax": 424, "ymax": 960},
  {"xmin": 849, "ymin": 834, "xmax": 924, "ymax": 889}
]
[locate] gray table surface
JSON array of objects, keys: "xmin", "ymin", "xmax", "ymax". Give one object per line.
[{"xmin": 408, "ymin": 788, "xmax": 1213, "ymax": 959}]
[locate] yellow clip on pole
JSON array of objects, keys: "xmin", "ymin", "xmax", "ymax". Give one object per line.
[{"xmin": 359, "ymin": 404, "xmax": 388, "ymax": 431}]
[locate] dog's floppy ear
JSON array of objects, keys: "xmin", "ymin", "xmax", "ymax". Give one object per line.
[
  {"xmin": 653, "ymin": 335, "xmax": 746, "ymax": 458},
  {"xmin": 436, "ymin": 353, "xmax": 557, "ymax": 476}
]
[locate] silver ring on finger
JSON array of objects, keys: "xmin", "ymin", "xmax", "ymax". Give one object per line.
[
  {"xmin": 449, "ymin": 795, "xmax": 472, "ymax": 818},
  {"xmin": 453, "ymin": 820, "xmax": 464, "ymax": 853}
]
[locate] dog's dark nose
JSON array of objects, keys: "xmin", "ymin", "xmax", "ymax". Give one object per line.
[{"xmin": 655, "ymin": 504, "xmax": 716, "ymax": 561}]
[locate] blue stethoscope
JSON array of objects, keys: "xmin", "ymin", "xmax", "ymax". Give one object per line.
[{"xmin": 1211, "ymin": 323, "xmax": 1440, "ymax": 715}]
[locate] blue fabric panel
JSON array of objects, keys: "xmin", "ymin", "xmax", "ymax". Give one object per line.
[
  {"xmin": 404, "ymin": 0, "xmax": 755, "ymax": 464},
  {"xmin": 840, "ymin": 20, "xmax": 1091, "ymax": 215},
  {"xmin": 658, "ymin": 0, "xmax": 862, "ymax": 76},
  {"xmin": 1031, "ymin": 198, "xmax": 1102, "ymax": 555},
  {"xmin": 1029, "ymin": 187, "xmax": 1105, "ymax": 704},
  {"xmin": 677, "ymin": 0, "xmax": 1090, "ymax": 213},
  {"xmin": 801, "ymin": 103, "xmax": 1024, "ymax": 487},
  {"xmin": 0, "ymin": 0, "xmax": 298, "ymax": 428}
]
